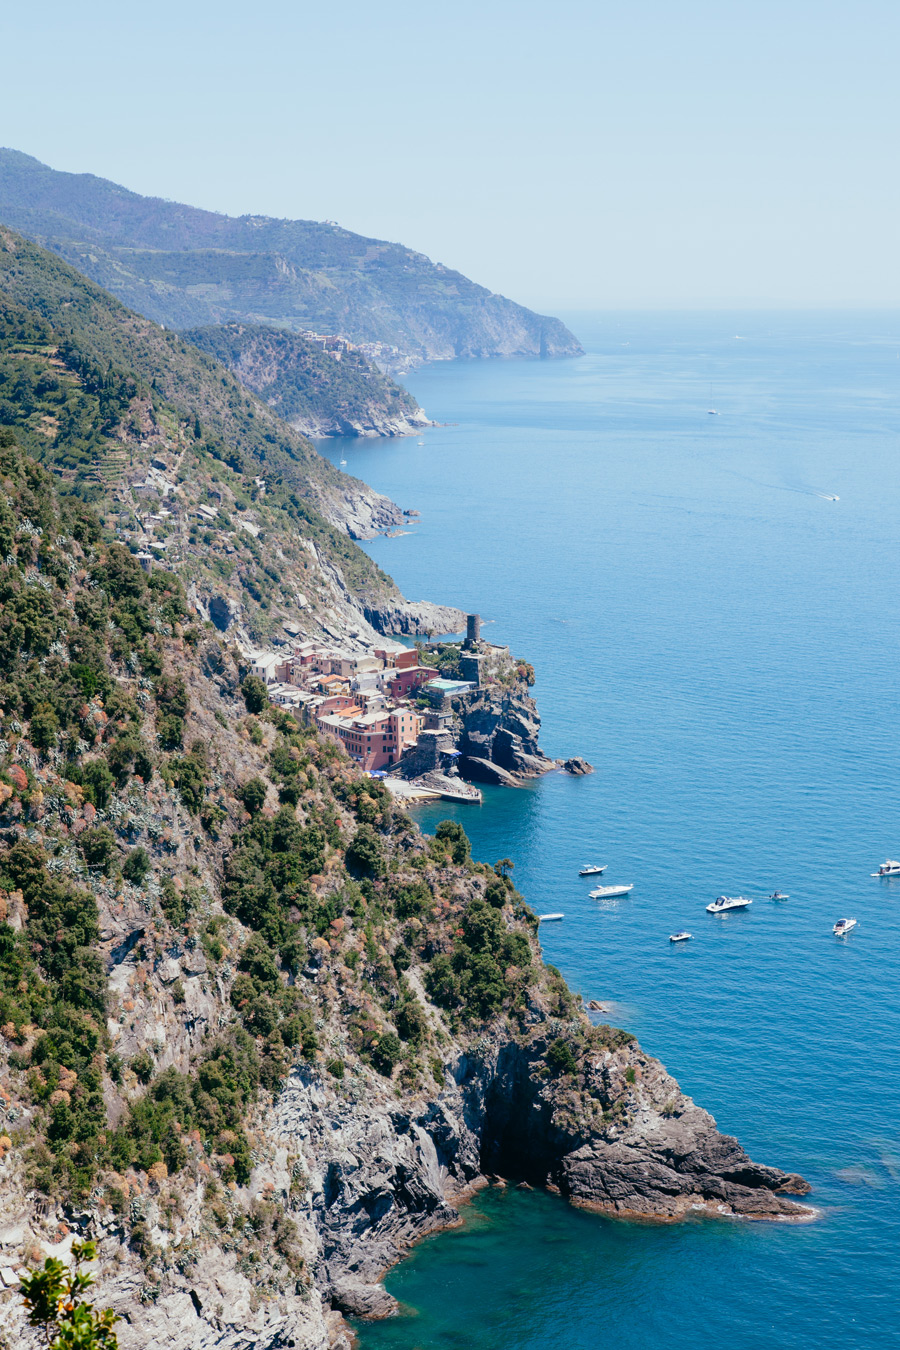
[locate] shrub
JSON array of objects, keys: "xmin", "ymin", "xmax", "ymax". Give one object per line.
[
  {"xmin": 131, "ymin": 1050, "xmax": 155, "ymax": 1085},
  {"xmin": 17, "ymin": 1239, "xmax": 118, "ymax": 1349},
  {"xmin": 78, "ymin": 826, "xmax": 118, "ymax": 875},
  {"xmin": 424, "ymin": 954, "xmax": 460, "ymax": 1010},
  {"xmin": 393, "ymin": 881, "xmax": 433, "ymax": 919},
  {"xmin": 160, "ymin": 876, "xmax": 191, "ymax": 927},
  {"xmin": 545, "ymin": 1038, "xmax": 579, "ymax": 1077},
  {"xmin": 435, "ymin": 819, "xmax": 470, "ymax": 864},
  {"xmin": 238, "ymin": 777, "xmax": 267, "ymax": 815},
  {"xmin": 122, "ymin": 847, "xmax": 150, "ymax": 886},
  {"xmin": 157, "ymin": 714, "xmax": 185, "ymax": 750},
  {"xmin": 345, "ymin": 825, "xmax": 385, "ymax": 877},
  {"xmin": 484, "ymin": 878, "xmax": 508, "ymax": 909},
  {"xmin": 369, "ymin": 1031, "xmax": 402, "ymax": 1077},
  {"xmin": 395, "ymin": 995, "xmax": 428, "ymax": 1046},
  {"xmin": 30, "ymin": 703, "xmax": 59, "ymax": 750},
  {"xmin": 81, "ymin": 759, "xmax": 114, "ymax": 809},
  {"xmin": 167, "ymin": 753, "xmax": 206, "ymax": 812},
  {"xmin": 241, "ymin": 676, "xmax": 269, "ymax": 714}
]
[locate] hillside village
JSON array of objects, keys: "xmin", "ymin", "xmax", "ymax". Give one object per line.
[{"xmin": 241, "ymin": 614, "xmax": 519, "ymax": 803}]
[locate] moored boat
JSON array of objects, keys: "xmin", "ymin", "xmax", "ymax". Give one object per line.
[
  {"xmin": 833, "ymin": 917, "xmax": 857, "ymax": 936},
  {"xmin": 589, "ymin": 884, "xmax": 634, "ymax": 899},
  {"xmin": 579, "ymin": 864, "xmax": 607, "ymax": 876},
  {"xmin": 769, "ymin": 891, "xmax": 790, "ymax": 900},
  {"xmin": 669, "ymin": 930, "xmax": 692, "ymax": 943},
  {"xmin": 871, "ymin": 859, "xmax": 900, "ymax": 877},
  {"xmin": 538, "ymin": 912, "xmax": 564, "ymax": 922},
  {"xmin": 706, "ymin": 895, "xmax": 752, "ymax": 913}
]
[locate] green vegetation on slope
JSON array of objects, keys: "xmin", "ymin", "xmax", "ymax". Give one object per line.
[
  {"xmin": 0, "ymin": 227, "xmax": 401, "ymax": 631},
  {"xmin": 0, "ymin": 226, "xmax": 404, "ymax": 542},
  {"xmin": 183, "ymin": 323, "xmax": 424, "ymax": 436}
]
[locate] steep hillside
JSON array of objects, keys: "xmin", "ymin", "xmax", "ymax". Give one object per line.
[
  {"xmin": 0, "ymin": 226, "xmax": 402, "ymax": 540},
  {"xmin": 0, "ymin": 433, "xmax": 809, "ymax": 1350},
  {"xmin": 0, "ymin": 226, "xmax": 468, "ymax": 648},
  {"xmin": 0, "ymin": 150, "xmax": 583, "ymax": 370},
  {"xmin": 183, "ymin": 324, "xmax": 429, "ymax": 439}
]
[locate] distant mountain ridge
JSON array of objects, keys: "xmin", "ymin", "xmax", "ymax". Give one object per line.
[{"xmin": 0, "ymin": 149, "xmax": 583, "ymax": 368}]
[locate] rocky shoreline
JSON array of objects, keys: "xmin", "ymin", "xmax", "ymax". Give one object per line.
[{"xmin": 0, "ymin": 1007, "xmax": 808, "ymax": 1350}]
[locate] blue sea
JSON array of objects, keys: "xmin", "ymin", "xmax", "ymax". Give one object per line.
[{"xmin": 317, "ymin": 312, "xmax": 900, "ymax": 1349}]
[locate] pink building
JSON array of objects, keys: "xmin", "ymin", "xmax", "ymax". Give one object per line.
[
  {"xmin": 388, "ymin": 666, "xmax": 439, "ymax": 699},
  {"xmin": 316, "ymin": 708, "xmax": 422, "ymax": 770}
]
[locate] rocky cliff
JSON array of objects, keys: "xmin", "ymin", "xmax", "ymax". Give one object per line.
[
  {"xmin": 182, "ymin": 324, "xmax": 431, "ymax": 441},
  {"xmin": 0, "ymin": 447, "xmax": 810, "ymax": 1347},
  {"xmin": 456, "ymin": 683, "xmax": 558, "ymax": 785}
]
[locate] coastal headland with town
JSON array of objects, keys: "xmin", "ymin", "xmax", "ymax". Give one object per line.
[{"xmin": 242, "ymin": 613, "xmax": 587, "ymax": 807}]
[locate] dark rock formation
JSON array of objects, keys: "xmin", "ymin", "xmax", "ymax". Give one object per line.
[
  {"xmin": 456, "ymin": 685, "xmax": 557, "ymax": 781},
  {"xmin": 458, "ymin": 756, "xmax": 520, "ymax": 787},
  {"xmin": 480, "ymin": 1035, "xmax": 811, "ymax": 1220},
  {"xmin": 564, "ymin": 756, "xmax": 594, "ymax": 775},
  {"xmin": 271, "ymin": 1026, "xmax": 811, "ymax": 1329}
]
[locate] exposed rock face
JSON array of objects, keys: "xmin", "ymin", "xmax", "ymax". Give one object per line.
[
  {"xmin": 362, "ymin": 599, "xmax": 466, "ymax": 637},
  {"xmin": 182, "ymin": 323, "xmax": 432, "ymax": 440},
  {"xmin": 564, "ymin": 757, "xmax": 594, "ymax": 775},
  {"xmin": 457, "ymin": 756, "xmax": 520, "ymax": 787},
  {"xmin": 479, "ymin": 1034, "xmax": 810, "ymax": 1220},
  {"xmin": 316, "ymin": 475, "xmax": 406, "ymax": 540},
  {"xmin": 266, "ymin": 1025, "xmax": 811, "ymax": 1329},
  {"xmin": 456, "ymin": 684, "xmax": 557, "ymax": 781},
  {"xmin": 0, "ymin": 1020, "xmax": 811, "ymax": 1350}
]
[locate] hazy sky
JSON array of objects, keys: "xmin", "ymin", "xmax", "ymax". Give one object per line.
[{"xmin": 4, "ymin": 0, "xmax": 898, "ymax": 310}]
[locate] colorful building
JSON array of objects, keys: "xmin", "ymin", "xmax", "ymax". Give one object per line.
[{"xmin": 316, "ymin": 707, "xmax": 423, "ymax": 770}]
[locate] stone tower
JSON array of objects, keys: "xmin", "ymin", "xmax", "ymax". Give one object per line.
[{"xmin": 465, "ymin": 613, "xmax": 481, "ymax": 648}]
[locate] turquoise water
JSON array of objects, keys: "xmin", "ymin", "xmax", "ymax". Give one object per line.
[{"xmin": 317, "ymin": 313, "xmax": 900, "ymax": 1348}]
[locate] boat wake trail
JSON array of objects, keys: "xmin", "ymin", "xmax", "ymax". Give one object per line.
[{"xmin": 723, "ymin": 469, "xmax": 840, "ymax": 502}]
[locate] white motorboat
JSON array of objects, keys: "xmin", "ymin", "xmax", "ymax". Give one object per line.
[
  {"xmin": 871, "ymin": 859, "xmax": 900, "ymax": 877},
  {"xmin": 538, "ymin": 913, "xmax": 564, "ymax": 922},
  {"xmin": 589, "ymin": 884, "xmax": 634, "ymax": 899},
  {"xmin": 669, "ymin": 931, "xmax": 692, "ymax": 943},
  {"xmin": 769, "ymin": 891, "xmax": 790, "ymax": 900},
  {"xmin": 706, "ymin": 895, "xmax": 752, "ymax": 913},
  {"xmin": 833, "ymin": 917, "xmax": 857, "ymax": 936},
  {"xmin": 579, "ymin": 864, "xmax": 607, "ymax": 876}
]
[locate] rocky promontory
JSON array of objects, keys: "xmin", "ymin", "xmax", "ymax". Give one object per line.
[
  {"xmin": 456, "ymin": 684, "xmax": 558, "ymax": 785},
  {"xmin": 182, "ymin": 323, "xmax": 432, "ymax": 441}
]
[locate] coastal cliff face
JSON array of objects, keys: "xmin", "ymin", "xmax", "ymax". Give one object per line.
[
  {"xmin": 0, "ymin": 242, "xmax": 807, "ymax": 1350},
  {"xmin": 182, "ymin": 324, "xmax": 431, "ymax": 441},
  {"xmin": 456, "ymin": 683, "xmax": 558, "ymax": 784},
  {"xmin": 361, "ymin": 599, "xmax": 466, "ymax": 638}
]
